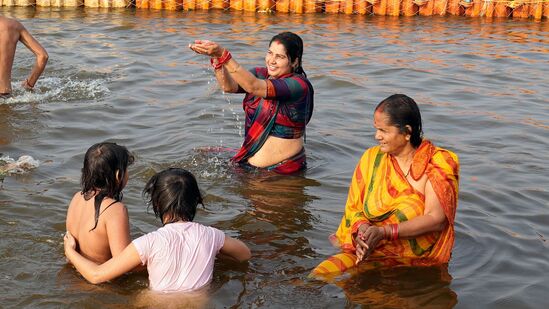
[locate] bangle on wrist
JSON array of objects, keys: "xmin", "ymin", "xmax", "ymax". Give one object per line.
[
  {"xmin": 391, "ymin": 223, "xmax": 399, "ymax": 241},
  {"xmin": 210, "ymin": 49, "xmax": 232, "ymax": 70}
]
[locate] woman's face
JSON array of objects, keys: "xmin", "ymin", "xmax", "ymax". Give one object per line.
[
  {"xmin": 373, "ymin": 110, "xmax": 410, "ymax": 155},
  {"xmin": 265, "ymin": 41, "xmax": 295, "ymax": 78}
]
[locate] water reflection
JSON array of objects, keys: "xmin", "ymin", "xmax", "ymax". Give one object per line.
[
  {"xmin": 227, "ymin": 172, "xmax": 321, "ymax": 286},
  {"xmin": 132, "ymin": 287, "xmax": 213, "ymax": 309},
  {"xmin": 0, "ymin": 103, "xmax": 45, "ymax": 145},
  {"xmin": 333, "ymin": 265, "xmax": 457, "ymax": 308}
]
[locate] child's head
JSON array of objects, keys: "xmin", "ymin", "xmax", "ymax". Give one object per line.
[
  {"xmin": 143, "ymin": 168, "xmax": 203, "ymax": 225},
  {"xmin": 81, "ymin": 142, "xmax": 134, "ymax": 200}
]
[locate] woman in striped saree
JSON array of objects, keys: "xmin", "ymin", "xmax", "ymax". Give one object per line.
[
  {"xmin": 313, "ymin": 94, "xmax": 459, "ymax": 276},
  {"xmin": 190, "ymin": 32, "xmax": 314, "ymax": 174}
]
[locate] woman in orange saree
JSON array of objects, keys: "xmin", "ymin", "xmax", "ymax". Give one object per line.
[{"xmin": 312, "ymin": 94, "xmax": 459, "ymax": 276}]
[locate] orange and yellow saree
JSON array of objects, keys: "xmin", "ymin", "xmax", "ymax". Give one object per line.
[{"xmin": 313, "ymin": 140, "xmax": 459, "ymax": 276}]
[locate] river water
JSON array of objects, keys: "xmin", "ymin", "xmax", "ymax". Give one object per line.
[{"xmin": 0, "ymin": 7, "xmax": 548, "ymax": 308}]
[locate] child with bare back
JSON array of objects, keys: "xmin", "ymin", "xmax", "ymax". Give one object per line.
[
  {"xmin": 65, "ymin": 168, "xmax": 251, "ymax": 292},
  {"xmin": 65, "ymin": 142, "xmax": 134, "ymax": 263}
]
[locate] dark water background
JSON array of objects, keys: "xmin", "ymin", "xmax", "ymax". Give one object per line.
[{"xmin": 0, "ymin": 7, "xmax": 548, "ymax": 308}]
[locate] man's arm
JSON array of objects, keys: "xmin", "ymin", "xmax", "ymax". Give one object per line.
[{"xmin": 18, "ymin": 26, "xmax": 48, "ymax": 89}]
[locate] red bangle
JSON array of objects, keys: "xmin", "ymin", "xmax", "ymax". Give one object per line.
[
  {"xmin": 391, "ymin": 223, "xmax": 399, "ymax": 241},
  {"xmin": 210, "ymin": 49, "xmax": 232, "ymax": 70}
]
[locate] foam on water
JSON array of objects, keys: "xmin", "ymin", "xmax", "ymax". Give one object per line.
[
  {"xmin": 0, "ymin": 75, "xmax": 109, "ymax": 105},
  {"xmin": 0, "ymin": 155, "xmax": 40, "ymax": 180}
]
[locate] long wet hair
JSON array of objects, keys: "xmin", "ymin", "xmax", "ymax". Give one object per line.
[
  {"xmin": 270, "ymin": 32, "xmax": 307, "ymax": 77},
  {"xmin": 143, "ymin": 168, "xmax": 203, "ymax": 225},
  {"xmin": 81, "ymin": 142, "xmax": 134, "ymax": 231},
  {"xmin": 375, "ymin": 94, "xmax": 423, "ymax": 148}
]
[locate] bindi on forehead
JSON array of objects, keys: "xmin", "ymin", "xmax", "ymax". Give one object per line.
[
  {"xmin": 269, "ymin": 41, "xmax": 288, "ymax": 56},
  {"xmin": 374, "ymin": 111, "xmax": 398, "ymax": 131}
]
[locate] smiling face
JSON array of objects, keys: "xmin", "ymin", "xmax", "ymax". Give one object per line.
[
  {"xmin": 373, "ymin": 110, "xmax": 411, "ymax": 155},
  {"xmin": 265, "ymin": 40, "xmax": 297, "ymax": 78}
]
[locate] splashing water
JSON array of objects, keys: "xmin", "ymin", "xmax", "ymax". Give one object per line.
[
  {"xmin": 188, "ymin": 146, "xmax": 236, "ymax": 180},
  {"xmin": 0, "ymin": 155, "xmax": 40, "ymax": 180},
  {"xmin": 0, "ymin": 75, "xmax": 110, "ymax": 105}
]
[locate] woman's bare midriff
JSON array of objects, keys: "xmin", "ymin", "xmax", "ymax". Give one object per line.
[{"xmin": 247, "ymin": 135, "xmax": 304, "ymax": 168}]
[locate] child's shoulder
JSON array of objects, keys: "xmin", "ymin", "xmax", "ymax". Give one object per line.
[
  {"xmin": 98, "ymin": 197, "xmax": 127, "ymax": 217},
  {"xmin": 165, "ymin": 222, "xmax": 221, "ymax": 235}
]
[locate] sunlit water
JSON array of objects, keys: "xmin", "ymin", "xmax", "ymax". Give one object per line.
[{"xmin": 0, "ymin": 7, "xmax": 548, "ymax": 308}]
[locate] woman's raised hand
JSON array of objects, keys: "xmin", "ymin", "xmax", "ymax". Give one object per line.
[{"xmin": 189, "ymin": 40, "xmax": 224, "ymax": 58}]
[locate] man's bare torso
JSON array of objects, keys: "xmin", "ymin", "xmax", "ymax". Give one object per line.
[{"xmin": 0, "ymin": 17, "xmax": 22, "ymax": 94}]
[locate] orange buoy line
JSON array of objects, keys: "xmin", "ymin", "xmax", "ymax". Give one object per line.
[{"xmin": 1, "ymin": 0, "xmax": 548, "ymax": 19}]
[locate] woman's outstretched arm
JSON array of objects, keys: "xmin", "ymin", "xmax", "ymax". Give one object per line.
[
  {"xmin": 189, "ymin": 40, "xmax": 267, "ymax": 97},
  {"xmin": 64, "ymin": 231, "xmax": 142, "ymax": 284}
]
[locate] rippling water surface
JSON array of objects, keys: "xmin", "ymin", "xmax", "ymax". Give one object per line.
[{"xmin": 0, "ymin": 7, "xmax": 548, "ymax": 308}]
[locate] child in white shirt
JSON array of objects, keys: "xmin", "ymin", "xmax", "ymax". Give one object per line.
[{"xmin": 64, "ymin": 168, "xmax": 251, "ymax": 292}]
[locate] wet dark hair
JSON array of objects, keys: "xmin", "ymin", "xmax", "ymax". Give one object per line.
[
  {"xmin": 269, "ymin": 31, "xmax": 306, "ymax": 77},
  {"xmin": 143, "ymin": 168, "xmax": 203, "ymax": 225},
  {"xmin": 81, "ymin": 142, "xmax": 134, "ymax": 231},
  {"xmin": 375, "ymin": 94, "xmax": 423, "ymax": 148}
]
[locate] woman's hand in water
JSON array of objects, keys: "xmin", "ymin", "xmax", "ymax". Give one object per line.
[{"xmin": 189, "ymin": 40, "xmax": 225, "ymax": 58}]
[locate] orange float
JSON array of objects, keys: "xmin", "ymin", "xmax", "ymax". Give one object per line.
[
  {"xmin": 372, "ymin": 0, "xmax": 388, "ymax": 15},
  {"xmin": 447, "ymin": 0, "xmax": 463, "ymax": 15},
  {"xmin": 84, "ymin": 0, "xmax": 99, "ymax": 7},
  {"xmin": 324, "ymin": 0, "xmax": 341, "ymax": 13},
  {"xmin": 151, "ymin": 0, "xmax": 163, "ymax": 9},
  {"xmin": 417, "ymin": 0, "xmax": 435, "ymax": 16},
  {"xmin": 462, "ymin": 0, "xmax": 481, "ymax": 17},
  {"xmin": 387, "ymin": 0, "xmax": 401, "ymax": 16},
  {"xmin": 402, "ymin": 0, "xmax": 418, "ymax": 16},
  {"xmin": 230, "ymin": 0, "xmax": 242, "ymax": 10},
  {"xmin": 211, "ymin": 0, "xmax": 229, "ymax": 9},
  {"xmin": 276, "ymin": 0, "xmax": 290, "ymax": 12},
  {"xmin": 257, "ymin": 0, "xmax": 273, "ymax": 11},
  {"xmin": 493, "ymin": 2, "xmax": 511, "ymax": 17},
  {"xmin": 196, "ymin": 0, "xmax": 210, "ymax": 9},
  {"xmin": 164, "ymin": 0, "xmax": 182, "ymax": 10},
  {"xmin": 433, "ymin": 0, "xmax": 447, "ymax": 15},
  {"xmin": 182, "ymin": 0, "xmax": 196, "ymax": 9},
  {"xmin": 112, "ymin": 0, "xmax": 128, "ymax": 7},
  {"xmin": 512, "ymin": 1, "xmax": 530, "ymax": 18},
  {"xmin": 140, "ymin": 0, "xmax": 151, "ymax": 9},
  {"xmin": 530, "ymin": 0, "xmax": 543, "ymax": 19},
  {"xmin": 340, "ymin": 0, "xmax": 354, "ymax": 14},
  {"xmin": 354, "ymin": 0, "xmax": 371, "ymax": 14},
  {"xmin": 290, "ymin": 0, "xmax": 304, "ymax": 13},
  {"xmin": 3, "ymin": 0, "xmax": 549, "ymax": 19},
  {"xmin": 243, "ymin": 0, "xmax": 255, "ymax": 11},
  {"xmin": 304, "ymin": 0, "xmax": 321, "ymax": 12}
]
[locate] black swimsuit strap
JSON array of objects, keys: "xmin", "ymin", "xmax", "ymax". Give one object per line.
[{"xmin": 99, "ymin": 200, "xmax": 119, "ymax": 217}]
